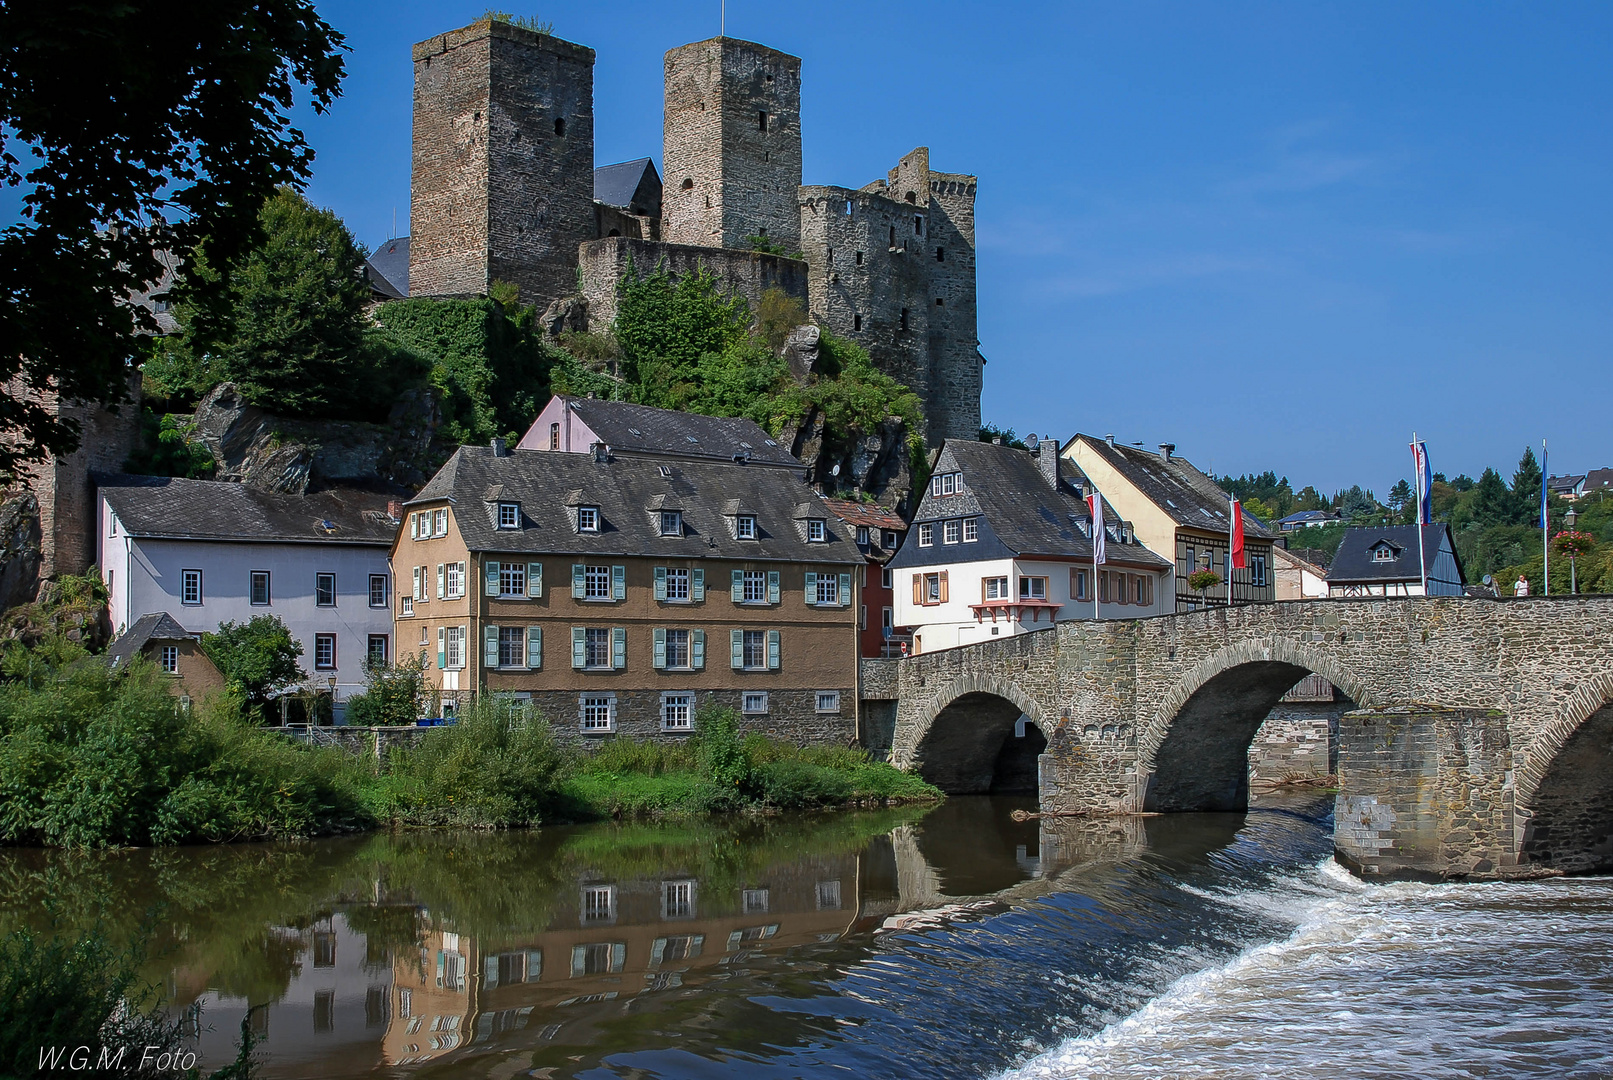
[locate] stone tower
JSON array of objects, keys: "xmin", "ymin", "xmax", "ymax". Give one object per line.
[
  {"xmin": 662, "ymin": 38, "xmax": 803, "ymax": 251},
  {"xmin": 409, "ymin": 17, "xmax": 596, "ymax": 307}
]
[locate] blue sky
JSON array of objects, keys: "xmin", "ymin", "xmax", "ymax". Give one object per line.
[{"xmin": 27, "ymin": 1, "xmax": 1613, "ymax": 493}]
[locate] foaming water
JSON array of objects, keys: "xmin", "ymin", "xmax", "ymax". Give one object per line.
[{"xmin": 1001, "ymin": 861, "xmax": 1613, "ymax": 1080}]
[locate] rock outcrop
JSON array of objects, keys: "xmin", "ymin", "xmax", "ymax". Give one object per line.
[
  {"xmin": 0, "ymin": 493, "xmax": 43, "ymax": 612},
  {"xmin": 191, "ymin": 383, "xmax": 444, "ymax": 495},
  {"xmin": 780, "ymin": 411, "xmax": 915, "ymax": 515}
]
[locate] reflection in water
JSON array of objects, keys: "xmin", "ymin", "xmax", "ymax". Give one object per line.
[{"xmin": 9, "ymin": 796, "xmax": 1603, "ymax": 1080}]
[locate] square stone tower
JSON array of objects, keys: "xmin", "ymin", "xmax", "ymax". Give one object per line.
[
  {"xmin": 662, "ymin": 38, "xmax": 802, "ymax": 251},
  {"xmin": 409, "ymin": 17, "xmax": 595, "ymax": 307}
]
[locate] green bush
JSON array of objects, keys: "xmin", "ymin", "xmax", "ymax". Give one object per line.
[
  {"xmin": 379, "ymin": 699, "xmax": 565, "ymax": 828},
  {"xmin": 753, "ymin": 758, "xmax": 852, "ymax": 809},
  {"xmin": 692, "ymin": 705, "xmax": 753, "ymax": 790},
  {"xmin": 200, "ymin": 614, "xmax": 306, "ymax": 718}
]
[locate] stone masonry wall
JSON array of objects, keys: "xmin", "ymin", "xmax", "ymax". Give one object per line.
[
  {"xmin": 412, "ymin": 19, "xmax": 596, "ymax": 309},
  {"xmin": 504, "ymin": 687, "xmax": 854, "ymax": 749},
  {"xmin": 1249, "ymin": 700, "xmax": 1346, "ymax": 785},
  {"xmin": 578, "ymin": 236, "xmax": 807, "ymax": 331},
  {"xmin": 662, "ymin": 38, "xmax": 802, "ymax": 251},
  {"xmin": 1334, "ymin": 706, "xmax": 1515, "ymax": 879}
]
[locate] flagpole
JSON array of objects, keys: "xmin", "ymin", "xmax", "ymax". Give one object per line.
[
  {"xmin": 1228, "ymin": 494, "xmax": 1235, "ymax": 609},
  {"xmin": 1414, "ymin": 433, "xmax": 1427, "ymax": 598},
  {"xmin": 1542, "ymin": 439, "xmax": 1549, "ymax": 597}
]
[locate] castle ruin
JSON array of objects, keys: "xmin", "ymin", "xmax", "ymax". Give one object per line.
[{"xmin": 409, "ymin": 18, "xmax": 982, "ymax": 443}]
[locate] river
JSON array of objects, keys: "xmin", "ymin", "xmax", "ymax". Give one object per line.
[{"xmin": 2, "ymin": 795, "xmax": 1609, "ymax": 1079}]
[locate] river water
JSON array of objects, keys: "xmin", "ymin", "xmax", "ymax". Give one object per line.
[{"xmin": 3, "ymin": 795, "xmax": 1609, "ymax": 1079}]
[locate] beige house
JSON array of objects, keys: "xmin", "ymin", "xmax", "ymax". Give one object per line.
[
  {"xmin": 105, "ymin": 612, "xmax": 226, "ymax": 706},
  {"xmin": 1273, "ymin": 545, "xmax": 1330, "ymax": 600},
  {"xmin": 395, "ymin": 441, "xmax": 861, "ymax": 742},
  {"xmin": 1062, "ymin": 435, "xmax": 1277, "ymax": 612}
]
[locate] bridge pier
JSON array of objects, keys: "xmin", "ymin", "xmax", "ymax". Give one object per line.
[{"xmin": 1334, "ymin": 706, "xmax": 1517, "ymax": 880}]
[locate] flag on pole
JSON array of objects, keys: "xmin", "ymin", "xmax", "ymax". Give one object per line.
[
  {"xmin": 1410, "ymin": 439, "xmax": 1433, "ymax": 525},
  {"xmin": 1230, "ymin": 498, "xmax": 1246, "ymax": 569},
  {"xmin": 1087, "ymin": 491, "xmax": 1106, "ymax": 565},
  {"xmin": 1539, "ymin": 442, "xmax": 1549, "ymax": 528}
]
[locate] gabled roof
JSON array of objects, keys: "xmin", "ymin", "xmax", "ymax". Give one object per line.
[
  {"xmin": 407, "ymin": 446, "xmax": 859, "ymax": 565},
  {"xmin": 1326, "ymin": 524, "xmax": 1461, "ymax": 584},
  {"xmin": 1584, "ymin": 468, "xmax": 1613, "ymax": 492},
  {"xmin": 1547, "ymin": 474, "xmax": 1586, "ymax": 491},
  {"xmin": 548, "ymin": 395, "xmax": 802, "ymax": 469},
  {"xmin": 98, "ymin": 475, "xmax": 398, "ymax": 546},
  {"xmin": 593, "ymin": 158, "xmax": 661, "ymax": 213},
  {"xmin": 1277, "ymin": 510, "xmax": 1336, "ymax": 524},
  {"xmin": 888, "ymin": 440, "xmax": 1171, "ymax": 570},
  {"xmin": 366, "ymin": 236, "xmax": 409, "ymax": 298},
  {"xmin": 1072, "ymin": 435, "xmax": 1276, "ymax": 539},
  {"xmin": 1284, "ymin": 546, "xmax": 1333, "ymax": 571},
  {"xmin": 821, "ymin": 498, "xmax": 906, "ymax": 532},
  {"xmin": 106, "ymin": 612, "xmax": 195, "ymax": 670}
]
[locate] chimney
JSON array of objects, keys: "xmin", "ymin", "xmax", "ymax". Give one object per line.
[
  {"xmin": 1105, "ymin": 433, "xmax": 1115, "ymax": 448},
  {"xmin": 591, "ymin": 442, "xmax": 610, "ymax": 463},
  {"xmin": 1159, "ymin": 443, "xmax": 1175, "ymax": 462},
  {"xmin": 490, "ymin": 437, "xmax": 508, "ymax": 457},
  {"xmin": 386, "ymin": 499, "xmax": 402, "ymax": 522},
  {"xmin": 1035, "ymin": 434, "xmax": 1061, "ymax": 491}
]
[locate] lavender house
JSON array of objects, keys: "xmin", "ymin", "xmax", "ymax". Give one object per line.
[{"xmin": 97, "ymin": 475, "xmax": 398, "ymax": 721}]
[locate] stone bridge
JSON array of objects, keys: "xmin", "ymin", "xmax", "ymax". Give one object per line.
[{"xmin": 878, "ymin": 597, "xmax": 1613, "ymax": 879}]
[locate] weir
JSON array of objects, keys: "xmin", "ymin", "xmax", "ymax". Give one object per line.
[{"xmin": 880, "ymin": 596, "xmax": 1613, "ymax": 879}]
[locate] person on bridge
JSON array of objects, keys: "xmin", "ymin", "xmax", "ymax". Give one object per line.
[{"xmin": 1514, "ymin": 575, "xmax": 1530, "ymax": 597}]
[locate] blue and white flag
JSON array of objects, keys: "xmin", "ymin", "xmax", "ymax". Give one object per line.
[
  {"xmin": 1540, "ymin": 441, "xmax": 1549, "ymax": 529},
  {"xmin": 1410, "ymin": 439, "xmax": 1432, "ymax": 526}
]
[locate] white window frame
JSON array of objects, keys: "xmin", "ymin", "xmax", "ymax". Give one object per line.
[
  {"xmin": 369, "ymin": 574, "xmax": 388, "ymax": 608},
  {"xmin": 367, "ymin": 634, "xmax": 388, "ymax": 666},
  {"xmin": 432, "ymin": 508, "xmax": 448, "ymax": 537},
  {"xmin": 741, "ymin": 691, "xmax": 769, "ymax": 715},
  {"xmin": 159, "ymin": 644, "xmax": 179, "ymax": 674},
  {"xmin": 816, "ymin": 690, "xmax": 841, "ymax": 713},
  {"xmin": 580, "ymin": 694, "xmax": 617, "ymax": 734},
  {"xmin": 665, "ymin": 567, "xmax": 690, "ymax": 601},
  {"xmin": 444, "ymin": 626, "xmax": 466, "ymax": 670},
  {"xmin": 444, "ymin": 562, "xmax": 466, "ymax": 599},
  {"xmin": 742, "ymin": 629, "xmax": 767, "ymax": 670},
  {"xmin": 1019, "ymin": 576, "xmax": 1048, "ymax": 600},
  {"xmin": 584, "ymin": 565, "xmax": 612, "ymax": 600},
  {"xmin": 815, "ymin": 574, "xmax": 839, "ymax": 606},
  {"xmin": 498, "ymin": 563, "xmax": 527, "ymax": 597},
  {"xmin": 181, "ymin": 569, "xmax": 202, "ymax": 606},
  {"xmin": 881, "ymin": 567, "xmax": 893, "ymax": 589},
  {"xmin": 856, "ymin": 526, "xmax": 869, "ymax": 545},
  {"xmin": 941, "ymin": 473, "xmax": 956, "ymax": 495},
  {"xmin": 884, "ymin": 530, "xmax": 898, "ymax": 548},
  {"xmin": 661, "ymin": 692, "xmax": 694, "ymax": 733},
  {"xmin": 249, "ymin": 570, "xmax": 271, "ymax": 606},
  {"xmin": 963, "ymin": 518, "xmax": 979, "ymax": 542},
  {"xmin": 984, "ymin": 576, "xmax": 1009, "ymax": 600},
  {"xmin": 577, "ymin": 506, "xmax": 600, "ymax": 533},
  {"xmin": 1251, "ymin": 554, "xmax": 1268, "ymax": 587},
  {"xmin": 807, "ymin": 519, "xmax": 826, "ymax": 543},
  {"xmin": 314, "ymin": 633, "xmax": 337, "ymax": 671},
  {"xmin": 316, "ymin": 572, "xmax": 336, "ymax": 608},
  {"xmin": 497, "ymin": 502, "xmax": 520, "ymax": 529},
  {"xmin": 664, "ymin": 628, "xmax": 692, "ymax": 669},
  {"xmin": 583, "ymin": 628, "xmax": 611, "ymax": 670},
  {"xmin": 742, "ymin": 570, "xmax": 767, "ymax": 604},
  {"xmin": 581, "ymin": 884, "xmax": 617, "ymax": 924},
  {"xmin": 943, "ymin": 519, "xmax": 961, "ymax": 544},
  {"xmin": 736, "ymin": 515, "xmax": 757, "ymax": 539},
  {"xmin": 662, "ymin": 879, "xmax": 697, "ymax": 919},
  {"xmin": 497, "ymin": 625, "xmax": 525, "ymax": 668},
  {"xmin": 660, "ymin": 510, "xmax": 682, "ymax": 537},
  {"xmin": 918, "ymin": 522, "xmax": 933, "ymax": 546}
]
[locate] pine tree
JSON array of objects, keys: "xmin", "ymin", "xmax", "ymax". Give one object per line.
[
  {"xmin": 1511, "ymin": 446, "xmax": 1544, "ymax": 526},
  {"xmin": 1470, "ymin": 467, "xmax": 1512, "ymax": 526}
]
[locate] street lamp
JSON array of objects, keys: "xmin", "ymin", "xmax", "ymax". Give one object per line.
[{"xmin": 1564, "ymin": 507, "xmax": 1579, "ymax": 595}]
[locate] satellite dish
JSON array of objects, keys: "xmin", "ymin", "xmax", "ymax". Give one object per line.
[
  {"xmin": 830, "ymin": 464, "xmax": 841, "ymax": 476},
  {"xmin": 1483, "ymin": 574, "xmax": 1493, "ymax": 585}
]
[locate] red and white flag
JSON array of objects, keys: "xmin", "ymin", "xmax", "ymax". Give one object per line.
[
  {"xmin": 1088, "ymin": 491, "xmax": 1106, "ymax": 565},
  {"xmin": 1230, "ymin": 498, "xmax": 1246, "ymax": 570}
]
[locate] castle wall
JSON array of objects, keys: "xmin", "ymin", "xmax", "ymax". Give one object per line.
[
  {"xmin": 411, "ymin": 19, "xmax": 596, "ymax": 308},
  {"xmin": 578, "ymin": 237, "xmax": 807, "ymax": 331},
  {"xmin": 663, "ymin": 38, "xmax": 802, "ymax": 251}
]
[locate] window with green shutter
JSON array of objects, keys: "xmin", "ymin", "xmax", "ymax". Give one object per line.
[
  {"xmin": 611, "ymin": 627, "xmax": 627, "ymax": 668},
  {"xmin": 730, "ymin": 629, "xmax": 744, "ymax": 668},
  {"xmin": 691, "ymin": 629, "xmax": 705, "ymax": 670},
  {"xmin": 484, "ymin": 625, "xmax": 499, "ymax": 667},
  {"xmin": 571, "ymin": 627, "xmax": 586, "ymax": 669},
  {"xmin": 731, "ymin": 569, "xmax": 744, "ymax": 602},
  {"xmin": 804, "ymin": 571, "xmax": 817, "ymax": 605},
  {"xmin": 692, "ymin": 569, "xmax": 705, "ymax": 602},
  {"xmin": 653, "ymin": 627, "xmax": 667, "ymax": 669},
  {"xmin": 767, "ymin": 570, "xmax": 780, "ymax": 604},
  {"xmin": 572, "ymin": 564, "xmax": 586, "ymax": 599},
  {"xmin": 436, "ymin": 564, "xmax": 445, "ymax": 600},
  {"xmin": 612, "ymin": 565, "xmax": 626, "ymax": 600},
  {"xmin": 767, "ymin": 629, "xmax": 781, "ymax": 670},
  {"xmin": 485, "ymin": 562, "xmax": 500, "ymax": 595},
  {"xmin": 527, "ymin": 563, "xmax": 543, "ymax": 597},
  {"xmin": 437, "ymin": 626, "xmax": 447, "ymax": 669},
  {"xmin": 526, "ymin": 626, "xmax": 542, "ymax": 669},
  {"xmin": 654, "ymin": 567, "xmax": 668, "ymax": 601},
  {"xmin": 839, "ymin": 572, "xmax": 852, "ymax": 606}
]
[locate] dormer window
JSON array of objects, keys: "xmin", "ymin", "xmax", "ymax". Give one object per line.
[
  {"xmin": 807, "ymin": 519, "xmax": 826, "ymax": 543},
  {"xmin": 660, "ymin": 511, "xmax": 682, "ymax": 537},
  {"xmin": 497, "ymin": 502, "xmax": 520, "ymax": 529},
  {"xmin": 736, "ymin": 515, "xmax": 757, "ymax": 540},
  {"xmin": 578, "ymin": 506, "xmax": 600, "ymax": 533},
  {"xmin": 856, "ymin": 526, "xmax": 869, "ymax": 546},
  {"xmin": 1373, "ymin": 545, "xmax": 1394, "ymax": 562}
]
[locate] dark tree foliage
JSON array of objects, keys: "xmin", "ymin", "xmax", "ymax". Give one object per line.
[
  {"xmin": 1468, "ymin": 467, "xmax": 1513, "ymax": 526},
  {"xmin": 1219, "ymin": 471, "xmax": 1298, "ymax": 519},
  {"xmin": 0, "ymin": 1, "xmax": 347, "ymax": 476},
  {"xmin": 1334, "ymin": 484, "xmax": 1380, "ymax": 520},
  {"xmin": 200, "ymin": 615, "xmax": 305, "ymax": 715},
  {"xmin": 1511, "ymin": 445, "xmax": 1544, "ymax": 526},
  {"xmin": 122, "ymin": 410, "xmax": 215, "ymax": 479},
  {"xmin": 149, "ymin": 188, "xmax": 420, "ymax": 419},
  {"xmin": 979, "ymin": 424, "xmax": 1029, "ymax": 450}
]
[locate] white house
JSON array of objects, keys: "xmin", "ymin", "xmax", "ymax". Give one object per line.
[
  {"xmin": 98, "ymin": 475, "xmax": 398, "ymax": 721},
  {"xmin": 1273, "ymin": 545, "xmax": 1330, "ymax": 600},
  {"xmin": 888, "ymin": 439, "xmax": 1173, "ymax": 655}
]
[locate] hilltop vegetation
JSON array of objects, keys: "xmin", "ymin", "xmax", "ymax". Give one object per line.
[
  {"xmin": 1222, "ymin": 446, "xmax": 1611, "ymax": 592},
  {"xmin": 138, "ymin": 189, "xmax": 925, "ymax": 496}
]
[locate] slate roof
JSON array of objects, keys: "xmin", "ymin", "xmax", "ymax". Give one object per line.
[
  {"xmin": 1284, "ymin": 546, "xmax": 1333, "ymax": 571},
  {"xmin": 1326, "ymin": 524, "xmax": 1460, "ymax": 584},
  {"xmin": 1585, "ymin": 468, "xmax": 1613, "ymax": 493},
  {"xmin": 407, "ymin": 446, "xmax": 860, "ymax": 565},
  {"xmin": 1073, "ymin": 435, "xmax": 1276, "ymax": 539},
  {"xmin": 888, "ymin": 440, "xmax": 1171, "ymax": 570},
  {"xmin": 1547, "ymin": 474, "xmax": 1586, "ymax": 493},
  {"xmin": 1278, "ymin": 510, "xmax": 1337, "ymax": 526},
  {"xmin": 553, "ymin": 395, "xmax": 802, "ymax": 469},
  {"xmin": 593, "ymin": 158, "xmax": 661, "ymax": 213},
  {"xmin": 98, "ymin": 475, "xmax": 398, "ymax": 546},
  {"xmin": 106, "ymin": 612, "xmax": 195, "ymax": 670},
  {"xmin": 366, "ymin": 236, "xmax": 409, "ymax": 299}
]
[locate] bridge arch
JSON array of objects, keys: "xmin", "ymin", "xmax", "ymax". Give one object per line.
[
  {"xmin": 1516, "ymin": 670, "xmax": 1613, "ymax": 874},
  {"xmin": 904, "ymin": 675, "xmax": 1053, "ymax": 794},
  {"xmin": 1138, "ymin": 638, "xmax": 1376, "ymax": 812}
]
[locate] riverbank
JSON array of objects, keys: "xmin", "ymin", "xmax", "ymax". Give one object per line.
[{"xmin": 0, "ymin": 656, "xmax": 939, "ymax": 848}]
